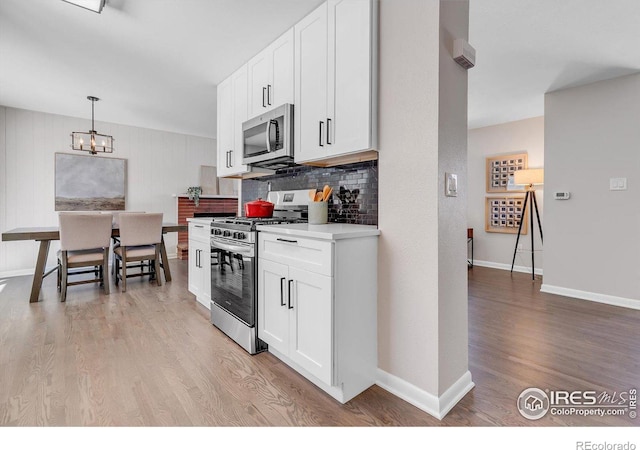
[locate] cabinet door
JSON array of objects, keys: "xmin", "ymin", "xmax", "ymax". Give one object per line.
[
  {"xmin": 327, "ymin": 0, "xmax": 374, "ymax": 157},
  {"xmin": 230, "ymin": 64, "xmax": 249, "ymax": 173},
  {"xmin": 199, "ymin": 244, "xmax": 212, "ymax": 308},
  {"xmin": 247, "ymin": 51, "xmax": 269, "ymax": 119},
  {"xmin": 269, "ymin": 28, "xmax": 294, "ymax": 110},
  {"xmin": 294, "ymin": 2, "xmax": 328, "ymax": 163},
  {"xmin": 188, "ymin": 240, "xmax": 200, "ymax": 297},
  {"xmin": 288, "ymin": 267, "xmax": 333, "ymax": 385},
  {"xmin": 216, "ymin": 76, "xmax": 234, "ymax": 177},
  {"xmin": 258, "ymin": 258, "xmax": 290, "ymax": 356}
]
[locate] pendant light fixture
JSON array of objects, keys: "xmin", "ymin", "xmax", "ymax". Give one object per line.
[
  {"xmin": 61, "ymin": 0, "xmax": 106, "ymax": 14},
  {"xmin": 71, "ymin": 96, "xmax": 114, "ymax": 154}
]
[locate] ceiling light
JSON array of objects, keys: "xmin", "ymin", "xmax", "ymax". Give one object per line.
[
  {"xmin": 71, "ymin": 96, "xmax": 114, "ymax": 155},
  {"xmin": 62, "ymin": 0, "xmax": 106, "ymax": 14}
]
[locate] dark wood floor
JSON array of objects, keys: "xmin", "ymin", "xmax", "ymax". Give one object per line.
[{"xmin": 0, "ymin": 261, "xmax": 638, "ymax": 426}]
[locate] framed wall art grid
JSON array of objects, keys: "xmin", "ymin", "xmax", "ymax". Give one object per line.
[
  {"xmin": 485, "ymin": 195, "xmax": 528, "ymax": 234},
  {"xmin": 486, "ymin": 152, "xmax": 528, "ymax": 193}
]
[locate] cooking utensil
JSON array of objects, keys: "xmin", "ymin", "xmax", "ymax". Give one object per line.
[
  {"xmin": 314, "ymin": 192, "xmax": 323, "ymax": 202},
  {"xmin": 321, "ymin": 185, "xmax": 330, "ymax": 201},
  {"xmin": 244, "ymin": 198, "xmax": 274, "ymax": 218},
  {"xmin": 322, "ymin": 187, "xmax": 333, "ymax": 201},
  {"xmin": 309, "ymin": 189, "xmax": 316, "ymax": 201}
]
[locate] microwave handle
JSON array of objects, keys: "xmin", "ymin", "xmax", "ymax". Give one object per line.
[{"xmin": 265, "ymin": 120, "xmax": 272, "ymax": 153}]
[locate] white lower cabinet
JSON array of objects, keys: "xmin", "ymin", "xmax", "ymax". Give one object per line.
[
  {"xmin": 260, "ymin": 259, "xmax": 333, "ymax": 385},
  {"xmin": 258, "ymin": 229, "xmax": 378, "ymax": 403},
  {"xmin": 188, "ymin": 221, "xmax": 211, "ymax": 309}
]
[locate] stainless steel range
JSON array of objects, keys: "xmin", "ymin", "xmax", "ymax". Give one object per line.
[{"xmin": 209, "ymin": 189, "xmax": 311, "ymax": 354}]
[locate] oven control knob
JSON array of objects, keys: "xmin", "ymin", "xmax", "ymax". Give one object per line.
[
  {"xmin": 213, "ymin": 229, "xmax": 222, "ymax": 236},
  {"xmin": 223, "ymin": 230, "xmax": 231, "ymax": 237},
  {"xmin": 236, "ymin": 232, "xmax": 246, "ymax": 240}
]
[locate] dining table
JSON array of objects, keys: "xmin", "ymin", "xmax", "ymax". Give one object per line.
[{"xmin": 1, "ymin": 223, "xmax": 187, "ymax": 303}]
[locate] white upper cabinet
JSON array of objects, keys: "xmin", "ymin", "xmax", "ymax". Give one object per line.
[
  {"xmin": 217, "ymin": 64, "xmax": 250, "ymax": 177},
  {"xmin": 217, "ymin": 0, "xmax": 377, "ymax": 174},
  {"xmin": 295, "ymin": 0, "xmax": 377, "ymax": 166},
  {"xmin": 294, "ymin": 3, "xmax": 329, "ymax": 163},
  {"xmin": 216, "ymin": 76, "xmax": 233, "ymax": 176},
  {"xmin": 247, "ymin": 28, "xmax": 295, "ymax": 119}
]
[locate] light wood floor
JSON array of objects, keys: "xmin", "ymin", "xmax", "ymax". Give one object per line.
[{"xmin": 0, "ymin": 262, "xmax": 637, "ymax": 426}]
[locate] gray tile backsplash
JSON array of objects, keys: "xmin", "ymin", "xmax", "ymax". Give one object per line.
[{"xmin": 242, "ymin": 160, "xmax": 378, "ymax": 225}]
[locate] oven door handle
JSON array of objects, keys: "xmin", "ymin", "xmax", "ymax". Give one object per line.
[{"xmin": 211, "ymin": 239, "xmax": 254, "ymax": 257}]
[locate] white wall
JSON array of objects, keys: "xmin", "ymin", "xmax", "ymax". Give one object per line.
[
  {"xmin": 377, "ymin": 0, "xmax": 472, "ymax": 418},
  {"xmin": 437, "ymin": 0, "xmax": 470, "ymax": 397},
  {"xmin": 0, "ymin": 106, "xmax": 216, "ymax": 277},
  {"xmin": 543, "ymin": 73, "xmax": 640, "ymax": 306},
  {"xmin": 467, "ymin": 117, "xmax": 544, "ymax": 273}
]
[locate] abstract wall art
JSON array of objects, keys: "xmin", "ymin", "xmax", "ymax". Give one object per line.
[{"xmin": 55, "ymin": 153, "xmax": 127, "ymax": 211}]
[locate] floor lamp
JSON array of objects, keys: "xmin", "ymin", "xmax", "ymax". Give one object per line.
[{"xmin": 510, "ymin": 168, "xmax": 544, "ymax": 280}]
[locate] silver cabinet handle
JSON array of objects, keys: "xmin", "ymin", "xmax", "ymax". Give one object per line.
[
  {"xmin": 327, "ymin": 118, "xmax": 332, "ymax": 145},
  {"xmin": 319, "ymin": 121, "xmax": 324, "ymax": 147},
  {"xmin": 262, "ymin": 87, "xmax": 266, "ymax": 107},
  {"xmin": 280, "ymin": 277, "xmax": 286, "ymax": 306},
  {"xmin": 276, "ymin": 238, "xmax": 298, "ymax": 244},
  {"xmin": 267, "ymin": 84, "xmax": 272, "ymax": 105}
]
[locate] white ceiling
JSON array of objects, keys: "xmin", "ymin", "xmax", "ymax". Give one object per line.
[
  {"xmin": 1, "ymin": 0, "xmax": 640, "ymax": 137},
  {"xmin": 0, "ymin": 0, "xmax": 324, "ymax": 138},
  {"xmin": 469, "ymin": 0, "xmax": 640, "ymax": 129}
]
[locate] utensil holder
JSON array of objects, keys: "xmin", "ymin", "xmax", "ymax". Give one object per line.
[{"xmin": 308, "ymin": 201, "xmax": 328, "ymax": 225}]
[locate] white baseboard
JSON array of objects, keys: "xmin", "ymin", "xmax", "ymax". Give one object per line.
[
  {"xmin": 540, "ymin": 284, "xmax": 640, "ymax": 311},
  {"xmin": 376, "ymin": 369, "xmax": 474, "ymax": 420},
  {"xmin": 0, "ymin": 268, "xmax": 35, "ymax": 279},
  {"xmin": 472, "ymin": 259, "xmax": 543, "ymax": 276}
]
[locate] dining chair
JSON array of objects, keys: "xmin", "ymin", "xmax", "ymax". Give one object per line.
[
  {"xmin": 57, "ymin": 212, "xmax": 113, "ymax": 302},
  {"xmin": 111, "ymin": 211, "xmax": 145, "ymax": 274},
  {"xmin": 113, "ymin": 212, "xmax": 163, "ymax": 292}
]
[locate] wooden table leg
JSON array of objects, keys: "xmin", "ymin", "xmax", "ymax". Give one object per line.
[
  {"xmin": 159, "ymin": 235, "xmax": 172, "ymax": 282},
  {"xmin": 30, "ymin": 240, "xmax": 51, "ymax": 303}
]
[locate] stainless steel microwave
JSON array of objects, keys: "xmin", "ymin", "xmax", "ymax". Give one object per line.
[{"xmin": 242, "ymin": 103, "xmax": 294, "ymax": 170}]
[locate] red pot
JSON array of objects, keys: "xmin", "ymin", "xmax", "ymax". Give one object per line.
[{"xmin": 245, "ymin": 198, "xmax": 274, "ymax": 218}]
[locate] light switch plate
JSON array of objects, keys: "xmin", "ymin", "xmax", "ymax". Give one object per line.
[
  {"xmin": 445, "ymin": 173, "xmax": 458, "ymax": 197},
  {"xmin": 610, "ymin": 177, "xmax": 627, "ymax": 191}
]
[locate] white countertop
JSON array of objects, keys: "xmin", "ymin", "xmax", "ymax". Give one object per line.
[
  {"xmin": 256, "ymin": 223, "xmax": 380, "ymax": 240},
  {"xmin": 187, "ymin": 217, "xmax": 213, "ymax": 226}
]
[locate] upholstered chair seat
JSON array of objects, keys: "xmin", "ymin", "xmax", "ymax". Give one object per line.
[
  {"xmin": 113, "ymin": 212, "xmax": 163, "ymax": 292},
  {"xmin": 57, "ymin": 212, "xmax": 113, "ymax": 302}
]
